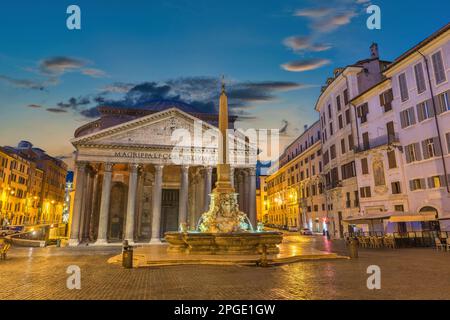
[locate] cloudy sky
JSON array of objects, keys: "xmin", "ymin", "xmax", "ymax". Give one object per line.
[{"xmin": 0, "ymin": 0, "xmax": 449, "ymax": 167}]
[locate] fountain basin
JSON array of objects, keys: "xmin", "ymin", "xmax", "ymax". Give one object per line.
[{"xmin": 165, "ymin": 231, "xmax": 283, "ymax": 255}]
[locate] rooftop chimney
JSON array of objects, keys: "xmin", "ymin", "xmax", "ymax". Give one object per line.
[{"xmin": 370, "ymin": 43, "xmax": 379, "ymax": 58}]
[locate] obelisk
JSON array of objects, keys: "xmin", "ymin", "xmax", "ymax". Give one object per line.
[{"xmin": 214, "ymin": 77, "xmax": 235, "ymax": 193}]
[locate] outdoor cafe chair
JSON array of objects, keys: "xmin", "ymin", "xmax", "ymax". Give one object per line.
[{"xmin": 435, "ymin": 238, "xmax": 445, "ymax": 251}]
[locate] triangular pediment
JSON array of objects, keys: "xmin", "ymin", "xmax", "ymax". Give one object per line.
[{"xmin": 72, "ymin": 108, "xmax": 220, "ymax": 148}]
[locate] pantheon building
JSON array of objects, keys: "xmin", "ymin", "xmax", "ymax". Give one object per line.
[{"xmin": 68, "ymin": 101, "xmax": 257, "ymax": 246}]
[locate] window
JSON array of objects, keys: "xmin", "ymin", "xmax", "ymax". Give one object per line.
[
  {"xmin": 387, "ymin": 150, "xmax": 397, "ymax": 169},
  {"xmin": 361, "ymin": 158, "xmax": 369, "ymax": 174},
  {"xmin": 405, "ymin": 143, "xmax": 422, "ymax": 163},
  {"xmin": 330, "ymin": 145, "xmax": 336, "ymax": 160},
  {"xmin": 394, "ymin": 205, "xmax": 405, "ymax": 212},
  {"xmin": 428, "ymin": 175, "xmax": 445, "ymax": 188},
  {"xmin": 379, "ymin": 89, "xmax": 393, "ymax": 112},
  {"xmin": 362, "ymin": 132, "xmax": 370, "ymax": 150},
  {"xmin": 328, "ymin": 104, "xmax": 332, "ymax": 119},
  {"xmin": 360, "ymin": 186, "xmax": 371, "ymax": 198},
  {"xmin": 432, "ymin": 51, "xmax": 446, "ymax": 85},
  {"xmin": 416, "ymin": 99, "xmax": 434, "ymax": 122},
  {"xmin": 399, "ymin": 73, "xmax": 409, "ymax": 102},
  {"xmin": 338, "ymin": 114, "xmax": 343, "ymax": 129},
  {"xmin": 341, "ymin": 161, "xmax": 356, "ymax": 180},
  {"xmin": 345, "ymin": 109, "xmax": 351, "ymax": 125},
  {"xmin": 336, "ymin": 95, "xmax": 341, "ymax": 111},
  {"xmin": 329, "ymin": 122, "xmax": 334, "ymax": 136},
  {"xmin": 341, "ymin": 139, "xmax": 346, "ymax": 154},
  {"xmin": 344, "ymin": 89, "xmax": 349, "ymax": 105},
  {"xmin": 410, "ymin": 178, "xmax": 426, "ymax": 191},
  {"xmin": 386, "ymin": 121, "xmax": 396, "ymax": 143},
  {"xmin": 391, "ymin": 181, "xmax": 401, "ymax": 194},
  {"xmin": 331, "ymin": 167, "xmax": 339, "ymax": 185},
  {"xmin": 354, "ymin": 191, "xmax": 360, "ymax": 207},
  {"xmin": 323, "ymin": 151, "xmax": 330, "ymax": 166},
  {"xmin": 346, "ymin": 192, "xmax": 351, "ymax": 208},
  {"xmin": 435, "ymin": 91, "xmax": 449, "ymax": 114},
  {"xmin": 357, "ymin": 103, "xmax": 369, "ymax": 123},
  {"xmin": 400, "ymin": 107, "xmax": 416, "ymax": 128},
  {"xmin": 348, "ymin": 134, "xmax": 354, "ymax": 150},
  {"xmin": 414, "ymin": 63, "xmax": 426, "ymax": 94},
  {"xmin": 422, "ymin": 137, "xmax": 442, "ymax": 159}
]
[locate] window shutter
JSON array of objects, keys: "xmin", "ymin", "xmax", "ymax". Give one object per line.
[
  {"xmin": 414, "ymin": 143, "xmax": 422, "ymax": 161},
  {"xmin": 420, "ymin": 178, "xmax": 426, "ymax": 189},
  {"xmin": 405, "ymin": 146, "xmax": 411, "ymax": 163},
  {"xmin": 409, "ymin": 180, "xmax": 415, "ymax": 191},
  {"xmin": 432, "ymin": 52, "xmax": 446, "ymax": 84},
  {"xmin": 379, "ymin": 93, "xmax": 385, "ymax": 106},
  {"xmin": 414, "ymin": 63, "xmax": 426, "ymax": 93},
  {"xmin": 417, "ymin": 104, "xmax": 425, "ymax": 122},
  {"xmin": 434, "ymin": 137, "xmax": 442, "ymax": 156},
  {"xmin": 427, "ymin": 177, "xmax": 434, "ymax": 188},
  {"xmin": 422, "ymin": 140, "xmax": 430, "ymax": 159},
  {"xmin": 400, "ymin": 111, "xmax": 407, "ymax": 128},
  {"xmin": 409, "ymin": 107, "xmax": 416, "ymax": 125},
  {"xmin": 399, "ymin": 73, "xmax": 409, "ymax": 101},
  {"xmin": 427, "ymin": 99, "xmax": 435, "ymax": 117}
]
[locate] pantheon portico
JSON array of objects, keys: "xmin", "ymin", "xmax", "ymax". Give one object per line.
[{"xmin": 68, "ymin": 104, "xmax": 257, "ymax": 246}]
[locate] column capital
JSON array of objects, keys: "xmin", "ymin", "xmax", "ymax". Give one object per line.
[
  {"xmin": 76, "ymin": 161, "xmax": 88, "ymax": 171},
  {"xmin": 154, "ymin": 164, "xmax": 164, "ymax": 172},
  {"xmin": 103, "ymin": 162, "xmax": 114, "ymax": 172},
  {"xmin": 180, "ymin": 165, "xmax": 190, "ymax": 173},
  {"xmin": 205, "ymin": 166, "xmax": 213, "ymax": 174},
  {"xmin": 130, "ymin": 163, "xmax": 140, "ymax": 173},
  {"xmin": 248, "ymin": 167, "xmax": 257, "ymax": 176}
]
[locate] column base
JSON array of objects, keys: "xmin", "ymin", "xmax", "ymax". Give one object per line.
[
  {"xmin": 68, "ymin": 239, "xmax": 80, "ymax": 247},
  {"xmin": 92, "ymin": 239, "xmax": 109, "ymax": 246},
  {"xmin": 149, "ymin": 238, "xmax": 162, "ymax": 244}
]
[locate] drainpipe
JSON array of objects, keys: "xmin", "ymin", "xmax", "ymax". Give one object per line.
[{"xmin": 418, "ymin": 50, "xmax": 450, "ymax": 193}]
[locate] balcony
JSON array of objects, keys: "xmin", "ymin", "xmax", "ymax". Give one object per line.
[{"xmin": 355, "ymin": 133, "xmax": 400, "ymax": 152}]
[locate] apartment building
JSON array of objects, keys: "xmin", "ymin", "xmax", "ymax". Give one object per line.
[
  {"xmin": 0, "ymin": 141, "xmax": 68, "ymax": 226},
  {"xmin": 315, "ymin": 44, "xmax": 391, "ymax": 238},
  {"xmin": 265, "ymin": 122, "xmax": 327, "ymax": 232}
]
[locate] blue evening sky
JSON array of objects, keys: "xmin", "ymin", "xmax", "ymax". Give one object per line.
[{"xmin": 0, "ymin": 0, "xmax": 449, "ymax": 164}]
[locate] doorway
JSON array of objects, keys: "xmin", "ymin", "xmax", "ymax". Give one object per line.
[{"xmin": 160, "ymin": 189, "xmax": 179, "ymax": 238}]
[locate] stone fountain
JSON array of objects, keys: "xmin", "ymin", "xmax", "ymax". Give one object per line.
[{"xmin": 165, "ymin": 79, "xmax": 282, "ymax": 255}]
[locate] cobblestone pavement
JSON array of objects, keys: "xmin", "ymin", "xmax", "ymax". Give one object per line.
[{"xmin": 1, "ymin": 234, "xmax": 450, "ymax": 300}]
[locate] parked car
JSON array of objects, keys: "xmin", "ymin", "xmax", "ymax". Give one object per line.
[
  {"xmin": 300, "ymin": 228, "xmax": 313, "ymax": 236},
  {"xmin": 0, "ymin": 227, "xmax": 18, "ymax": 237}
]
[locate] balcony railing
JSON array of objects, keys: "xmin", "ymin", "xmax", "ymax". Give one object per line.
[{"xmin": 355, "ymin": 133, "xmax": 399, "ymax": 152}]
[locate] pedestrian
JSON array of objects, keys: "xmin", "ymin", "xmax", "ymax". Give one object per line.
[{"xmin": 326, "ymin": 230, "xmax": 331, "ymax": 240}]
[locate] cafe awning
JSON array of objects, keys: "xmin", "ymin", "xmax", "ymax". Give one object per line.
[
  {"xmin": 343, "ymin": 213, "xmax": 392, "ymax": 224},
  {"xmin": 343, "ymin": 211, "xmax": 438, "ymax": 224},
  {"xmin": 388, "ymin": 211, "xmax": 437, "ymax": 222}
]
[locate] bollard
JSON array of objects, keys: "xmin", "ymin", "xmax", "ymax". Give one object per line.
[
  {"xmin": 348, "ymin": 238, "xmax": 359, "ymax": 259},
  {"xmin": 122, "ymin": 240, "xmax": 133, "ymax": 268}
]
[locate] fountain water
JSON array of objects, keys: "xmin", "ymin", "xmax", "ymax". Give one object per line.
[{"xmin": 165, "ymin": 78, "xmax": 282, "ymax": 255}]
